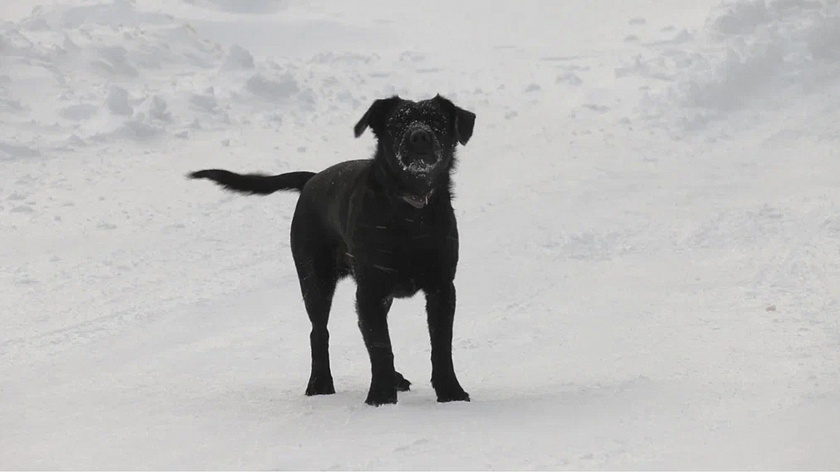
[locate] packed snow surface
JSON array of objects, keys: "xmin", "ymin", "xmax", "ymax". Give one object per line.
[{"xmin": 2, "ymin": 0, "xmax": 840, "ymax": 469}]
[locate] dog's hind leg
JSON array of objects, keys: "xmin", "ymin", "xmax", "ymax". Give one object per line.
[
  {"xmin": 394, "ymin": 371, "xmax": 411, "ymax": 392},
  {"xmin": 301, "ymin": 267, "xmax": 338, "ymax": 396},
  {"xmin": 292, "ymin": 217, "xmax": 339, "ymax": 396},
  {"xmin": 296, "ymin": 255, "xmax": 338, "ymax": 396}
]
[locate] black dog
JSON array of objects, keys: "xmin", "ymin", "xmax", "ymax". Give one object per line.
[{"xmin": 189, "ymin": 95, "xmax": 475, "ymax": 406}]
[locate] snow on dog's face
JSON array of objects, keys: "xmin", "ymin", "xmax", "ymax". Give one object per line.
[{"xmin": 354, "ymin": 95, "xmax": 475, "ymax": 208}]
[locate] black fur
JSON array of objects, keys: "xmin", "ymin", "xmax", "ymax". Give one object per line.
[
  {"xmin": 188, "ymin": 169, "xmax": 315, "ymax": 194},
  {"xmin": 189, "ymin": 95, "xmax": 476, "ymax": 406}
]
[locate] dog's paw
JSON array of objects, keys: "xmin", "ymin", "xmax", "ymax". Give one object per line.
[
  {"xmin": 305, "ymin": 375, "xmax": 336, "ymax": 396},
  {"xmin": 436, "ymin": 388, "xmax": 470, "ymax": 403},
  {"xmin": 395, "ymin": 371, "xmax": 412, "ymax": 392},
  {"xmin": 365, "ymin": 386, "xmax": 398, "ymax": 406}
]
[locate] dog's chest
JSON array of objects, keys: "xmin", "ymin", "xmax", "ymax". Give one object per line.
[{"xmin": 348, "ymin": 210, "xmax": 444, "ymax": 291}]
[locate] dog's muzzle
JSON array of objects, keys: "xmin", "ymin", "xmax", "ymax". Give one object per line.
[
  {"xmin": 396, "ymin": 123, "xmax": 442, "ymax": 175},
  {"xmin": 408, "ymin": 128, "xmax": 433, "ymax": 155}
]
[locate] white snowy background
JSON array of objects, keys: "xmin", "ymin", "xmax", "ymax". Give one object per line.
[{"xmin": 2, "ymin": 0, "xmax": 840, "ymax": 469}]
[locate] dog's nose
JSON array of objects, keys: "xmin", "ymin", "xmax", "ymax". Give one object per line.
[{"xmin": 409, "ymin": 129, "xmax": 432, "ymax": 149}]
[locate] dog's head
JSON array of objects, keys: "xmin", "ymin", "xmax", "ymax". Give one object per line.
[{"xmin": 354, "ymin": 95, "xmax": 475, "ymax": 208}]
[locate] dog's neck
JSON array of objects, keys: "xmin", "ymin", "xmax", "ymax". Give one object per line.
[
  {"xmin": 371, "ymin": 155, "xmax": 450, "ymax": 211},
  {"xmin": 400, "ymin": 190, "xmax": 433, "ymax": 209}
]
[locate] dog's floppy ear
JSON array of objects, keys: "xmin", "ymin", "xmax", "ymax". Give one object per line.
[
  {"xmin": 454, "ymin": 106, "xmax": 476, "ymax": 146},
  {"xmin": 435, "ymin": 94, "xmax": 476, "ymax": 146},
  {"xmin": 354, "ymin": 96, "xmax": 402, "ymax": 138}
]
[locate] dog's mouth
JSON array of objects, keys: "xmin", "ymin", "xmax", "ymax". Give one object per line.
[
  {"xmin": 395, "ymin": 123, "xmax": 443, "ymax": 176},
  {"xmin": 402, "ymin": 157, "xmax": 437, "ymax": 175}
]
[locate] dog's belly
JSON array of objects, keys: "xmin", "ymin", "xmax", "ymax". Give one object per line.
[{"xmin": 391, "ymin": 278, "xmax": 421, "ymax": 299}]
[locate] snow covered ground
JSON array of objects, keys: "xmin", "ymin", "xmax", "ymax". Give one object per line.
[{"xmin": 2, "ymin": 0, "xmax": 840, "ymax": 468}]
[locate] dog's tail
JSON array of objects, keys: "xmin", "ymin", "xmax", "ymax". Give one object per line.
[{"xmin": 188, "ymin": 169, "xmax": 315, "ymax": 195}]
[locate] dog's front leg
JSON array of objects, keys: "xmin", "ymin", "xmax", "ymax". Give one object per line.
[
  {"xmin": 426, "ymin": 282, "xmax": 470, "ymax": 402},
  {"xmin": 356, "ymin": 286, "xmax": 398, "ymax": 406}
]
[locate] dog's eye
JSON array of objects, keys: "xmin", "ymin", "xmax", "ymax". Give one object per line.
[{"xmin": 430, "ymin": 118, "xmax": 444, "ymax": 129}]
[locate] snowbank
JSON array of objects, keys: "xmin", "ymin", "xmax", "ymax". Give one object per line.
[
  {"xmin": 622, "ymin": 0, "xmax": 840, "ymax": 133},
  {"xmin": 0, "ymin": 1, "xmax": 320, "ymax": 157}
]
